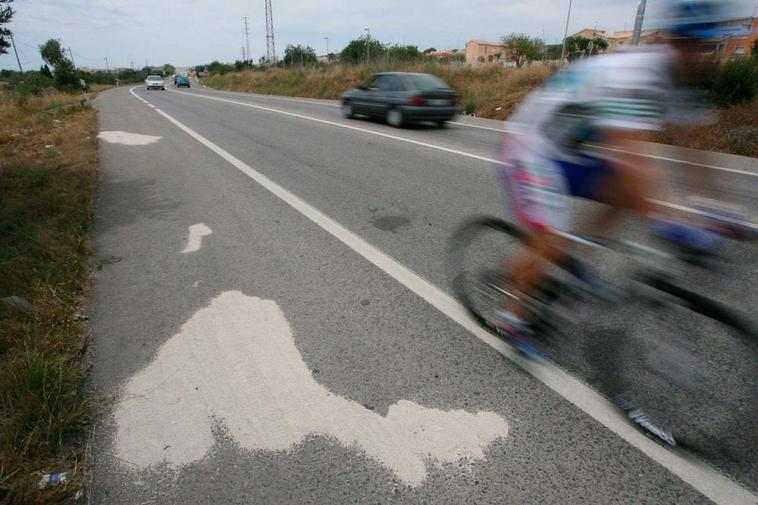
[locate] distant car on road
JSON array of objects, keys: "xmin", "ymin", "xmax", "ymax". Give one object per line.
[
  {"xmin": 176, "ymin": 76, "xmax": 191, "ymax": 88},
  {"xmin": 340, "ymin": 72, "xmax": 461, "ymax": 128},
  {"xmin": 145, "ymin": 75, "xmax": 165, "ymax": 91}
]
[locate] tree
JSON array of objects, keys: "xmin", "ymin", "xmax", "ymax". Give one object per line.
[
  {"xmin": 545, "ymin": 44, "xmax": 562, "ymax": 60},
  {"xmin": 162, "ymin": 63, "xmax": 176, "ymax": 75},
  {"xmin": 502, "ymin": 33, "xmax": 543, "ymax": 67},
  {"xmin": 39, "ymin": 39, "xmax": 78, "ymax": 89},
  {"xmin": 563, "ymin": 36, "xmax": 608, "ymax": 60},
  {"xmin": 40, "ymin": 64, "xmax": 53, "ymax": 79},
  {"xmin": 282, "ymin": 44, "xmax": 317, "ymax": 66},
  {"xmin": 0, "ymin": 0, "xmax": 13, "ymax": 56},
  {"xmin": 386, "ymin": 44, "xmax": 421, "ymax": 62},
  {"xmin": 340, "ymin": 36, "xmax": 385, "ymax": 64},
  {"xmin": 423, "ymin": 47, "xmax": 437, "ymax": 54}
]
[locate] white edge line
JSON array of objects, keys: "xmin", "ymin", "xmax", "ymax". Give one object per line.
[
  {"xmin": 180, "ymin": 87, "xmax": 758, "ymax": 177},
  {"xmin": 162, "ymin": 86, "xmax": 758, "ymax": 230},
  {"xmin": 128, "ymin": 85, "xmax": 757, "ymax": 505}
]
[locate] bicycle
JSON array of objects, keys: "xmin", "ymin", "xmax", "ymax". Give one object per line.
[{"xmin": 447, "ymin": 214, "xmax": 758, "ymax": 454}]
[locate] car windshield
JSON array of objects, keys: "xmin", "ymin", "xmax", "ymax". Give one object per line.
[
  {"xmin": 401, "ymin": 74, "xmax": 449, "ymax": 91},
  {"xmin": 147, "ymin": 76, "xmax": 162, "ymax": 81}
]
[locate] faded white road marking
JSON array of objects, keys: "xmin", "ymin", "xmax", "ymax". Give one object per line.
[
  {"xmin": 115, "ymin": 291, "xmax": 509, "ymax": 485},
  {"xmin": 130, "ymin": 85, "xmax": 758, "ymax": 505},
  {"xmin": 98, "ymin": 130, "xmax": 161, "ymax": 146},
  {"xmin": 181, "ymin": 223, "xmax": 212, "ymax": 253}
]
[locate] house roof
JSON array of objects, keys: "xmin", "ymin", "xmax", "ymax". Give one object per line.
[{"xmin": 466, "ymin": 40, "xmax": 507, "ymax": 47}]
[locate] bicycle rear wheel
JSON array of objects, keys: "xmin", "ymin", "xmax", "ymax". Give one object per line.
[{"xmin": 609, "ymin": 279, "xmax": 758, "ymax": 461}]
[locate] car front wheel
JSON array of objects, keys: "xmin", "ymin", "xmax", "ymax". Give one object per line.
[
  {"xmin": 386, "ymin": 108, "xmax": 405, "ymax": 128},
  {"xmin": 341, "ymin": 102, "xmax": 354, "ymax": 119}
]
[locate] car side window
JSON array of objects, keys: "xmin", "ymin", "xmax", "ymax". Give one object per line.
[
  {"xmin": 376, "ymin": 76, "xmax": 398, "ymax": 92},
  {"xmin": 381, "ymin": 76, "xmax": 402, "ymax": 92},
  {"xmin": 364, "ymin": 76, "xmax": 379, "ymax": 90}
]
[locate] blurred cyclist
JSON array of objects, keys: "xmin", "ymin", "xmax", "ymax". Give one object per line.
[{"xmin": 495, "ymin": 0, "xmax": 742, "ymax": 351}]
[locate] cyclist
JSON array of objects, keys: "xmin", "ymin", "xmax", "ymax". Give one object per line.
[{"xmin": 495, "ymin": 0, "xmax": 739, "ymax": 352}]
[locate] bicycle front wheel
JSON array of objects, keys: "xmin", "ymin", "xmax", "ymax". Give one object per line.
[{"xmin": 610, "ymin": 279, "xmax": 758, "ymax": 464}]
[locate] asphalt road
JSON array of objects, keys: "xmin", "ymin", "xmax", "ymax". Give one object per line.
[{"xmin": 86, "ymin": 81, "xmax": 758, "ymax": 504}]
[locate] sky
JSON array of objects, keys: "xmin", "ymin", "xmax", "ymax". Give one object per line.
[{"xmin": 2, "ymin": 0, "xmax": 755, "ymax": 71}]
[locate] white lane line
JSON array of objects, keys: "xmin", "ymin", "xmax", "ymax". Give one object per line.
[
  {"xmin": 189, "ymin": 88, "xmax": 758, "ymax": 177},
  {"xmin": 592, "ymin": 145, "xmax": 758, "ymax": 177},
  {"xmin": 129, "ymin": 85, "xmax": 757, "ymax": 505},
  {"xmin": 449, "ymin": 120, "xmax": 515, "ymax": 133},
  {"xmin": 161, "ymin": 87, "xmax": 758, "ymax": 229}
]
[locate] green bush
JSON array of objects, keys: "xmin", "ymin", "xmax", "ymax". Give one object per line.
[
  {"xmin": 709, "ymin": 58, "xmax": 758, "ymax": 107},
  {"xmin": 4, "ymin": 71, "xmax": 53, "ymax": 96}
]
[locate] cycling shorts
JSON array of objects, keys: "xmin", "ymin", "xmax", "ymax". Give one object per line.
[{"xmin": 500, "ymin": 149, "xmax": 615, "ymax": 233}]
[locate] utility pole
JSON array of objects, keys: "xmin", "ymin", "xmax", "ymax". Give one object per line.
[
  {"xmin": 9, "ymin": 34, "xmax": 22, "ymax": 72},
  {"xmin": 68, "ymin": 47, "xmax": 77, "ymax": 70},
  {"xmin": 324, "ymin": 37, "xmax": 329, "ymax": 58},
  {"xmin": 265, "ymin": 0, "xmax": 277, "ymax": 64},
  {"xmin": 559, "ymin": 0, "xmax": 573, "ymax": 63},
  {"xmin": 104, "ymin": 57, "xmax": 111, "ymax": 74},
  {"xmin": 243, "ymin": 16, "xmax": 251, "ymax": 63},
  {"xmin": 631, "ymin": 0, "xmax": 647, "ymax": 45},
  {"xmin": 242, "ymin": 46, "xmax": 246, "ymax": 62},
  {"xmin": 365, "ymin": 28, "xmax": 370, "ymax": 66}
]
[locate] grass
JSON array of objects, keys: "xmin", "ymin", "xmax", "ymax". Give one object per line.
[
  {"xmin": 204, "ymin": 63, "xmax": 758, "ymax": 158},
  {"xmin": 655, "ymin": 100, "xmax": 758, "ymax": 159},
  {"xmin": 0, "ymin": 88, "xmax": 98, "ymax": 503},
  {"xmin": 203, "ymin": 62, "xmax": 557, "ymax": 120}
]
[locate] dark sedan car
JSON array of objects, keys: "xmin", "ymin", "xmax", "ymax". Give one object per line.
[
  {"xmin": 341, "ymin": 72, "xmax": 461, "ymax": 128},
  {"xmin": 176, "ymin": 76, "xmax": 190, "ymax": 88}
]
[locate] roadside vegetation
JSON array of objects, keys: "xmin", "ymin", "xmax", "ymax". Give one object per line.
[
  {"xmin": 0, "ymin": 86, "xmax": 98, "ymax": 504},
  {"xmin": 204, "ymin": 62, "xmax": 557, "ymax": 120},
  {"xmin": 0, "ymin": 3, "xmax": 103, "ymax": 501}
]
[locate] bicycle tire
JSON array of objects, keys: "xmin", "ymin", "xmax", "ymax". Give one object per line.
[{"xmin": 609, "ymin": 278, "xmax": 758, "ymax": 459}]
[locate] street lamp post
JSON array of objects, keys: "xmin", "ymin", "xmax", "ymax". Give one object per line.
[{"xmin": 559, "ymin": 0, "xmax": 574, "ymax": 63}]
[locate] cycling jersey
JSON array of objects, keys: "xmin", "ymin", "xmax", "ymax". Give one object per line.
[{"xmin": 500, "ymin": 45, "xmax": 677, "ymax": 231}]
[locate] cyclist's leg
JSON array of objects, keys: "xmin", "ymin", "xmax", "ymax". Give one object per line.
[
  {"xmin": 498, "ymin": 142, "xmax": 571, "ymax": 322},
  {"xmin": 559, "ymin": 150, "xmax": 655, "ymax": 237},
  {"xmin": 504, "ymin": 231, "xmax": 568, "ymax": 320}
]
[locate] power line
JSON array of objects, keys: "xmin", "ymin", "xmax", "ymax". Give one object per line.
[{"xmin": 11, "ymin": 37, "xmax": 37, "ymax": 49}]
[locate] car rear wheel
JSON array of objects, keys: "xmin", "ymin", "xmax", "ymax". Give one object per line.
[
  {"xmin": 386, "ymin": 108, "xmax": 405, "ymax": 128},
  {"xmin": 436, "ymin": 120, "xmax": 447, "ymax": 128},
  {"xmin": 341, "ymin": 102, "xmax": 354, "ymax": 119}
]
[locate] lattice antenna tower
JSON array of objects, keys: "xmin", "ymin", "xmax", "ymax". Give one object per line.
[{"xmin": 265, "ymin": 0, "xmax": 277, "ymax": 64}]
